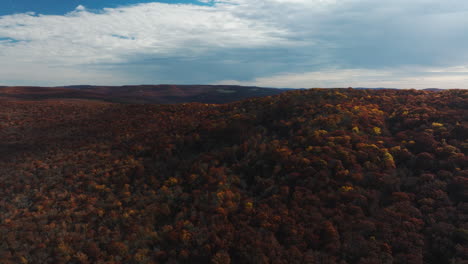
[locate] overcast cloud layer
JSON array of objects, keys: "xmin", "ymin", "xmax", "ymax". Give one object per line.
[{"xmin": 1, "ymin": 0, "xmax": 467, "ymax": 88}]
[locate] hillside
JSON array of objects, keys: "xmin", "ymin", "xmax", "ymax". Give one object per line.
[
  {"xmin": 0, "ymin": 85, "xmax": 287, "ymax": 104},
  {"xmin": 0, "ymin": 88, "xmax": 467, "ymax": 264}
]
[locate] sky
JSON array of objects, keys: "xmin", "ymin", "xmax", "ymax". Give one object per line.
[{"xmin": 0, "ymin": 0, "xmax": 467, "ymax": 88}]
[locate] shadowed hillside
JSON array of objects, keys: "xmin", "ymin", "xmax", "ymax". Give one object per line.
[
  {"xmin": 0, "ymin": 88, "xmax": 467, "ymax": 263},
  {"xmin": 0, "ymin": 85, "xmax": 287, "ymax": 104}
]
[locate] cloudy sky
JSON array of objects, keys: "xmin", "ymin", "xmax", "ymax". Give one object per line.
[{"xmin": 0, "ymin": 0, "xmax": 467, "ymax": 88}]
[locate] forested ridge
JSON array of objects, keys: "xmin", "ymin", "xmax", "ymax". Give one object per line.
[
  {"xmin": 0, "ymin": 88, "xmax": 467, "ymax": 263},
  {"xmin": 0, "ymin": 85, "xmax": 286, "ymax": 104}
]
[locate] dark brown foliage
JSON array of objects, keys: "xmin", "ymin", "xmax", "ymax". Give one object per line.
[{"xmin": 0, "ymin": 88, "xmax": 467, "ymax": 263}]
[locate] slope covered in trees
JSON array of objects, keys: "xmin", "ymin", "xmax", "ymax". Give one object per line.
[
  {"xmin": 0, "ymin": 88, "xmax": 467, "ymax": 264},
  {"xmin": 0, "ymin": 85, "xmax": 287, "ymax": 104}
]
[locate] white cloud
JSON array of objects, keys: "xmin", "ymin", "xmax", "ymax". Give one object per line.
[
  {"xmin": 0, "ymin": 2, "xmax": 291, "ymax": 65},
  {"xmin": 0, "ymin": 2, "xmax": 293, "ymax": 85},
  {"xmin": 75, "ymin": 5, "xmax": 86, "ymax": 11},
  {"xmin": 0, "ymin": 0, "xmax": 468, "ymax": 87},
  {"xmin": 216, "ymin": 66, "xmax": 468, "ymax": 89}
]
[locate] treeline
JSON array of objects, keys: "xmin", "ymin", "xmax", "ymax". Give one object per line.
[{"xmin": 0, "ymin": 89, "xmax": 466, "ymax": 263}]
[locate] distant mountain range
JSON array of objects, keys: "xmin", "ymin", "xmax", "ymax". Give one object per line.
[
  {"xmin": 0, "ymin": 85, "xmax": 288, "ymax": 104},
  {"xmin": 0, "ymin": 85, "xmax": 451, "ymax": 104}
]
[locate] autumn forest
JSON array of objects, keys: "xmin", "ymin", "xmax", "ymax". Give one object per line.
[{"xmin": 0, "ymin": 88, "xmax": 467, "ymax": 264}]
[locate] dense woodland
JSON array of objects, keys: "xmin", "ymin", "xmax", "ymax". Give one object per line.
[
  {"xmin": 0, "ymin": 85, "xmax": 286, "ymax": 104},
  {"xmin": 0, "ymin": 88, "xmax": 467, "ymax": 264}
]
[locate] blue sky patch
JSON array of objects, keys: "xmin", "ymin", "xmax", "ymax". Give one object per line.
[
  {"xmin": 0, "ymin": 0, "xmax": 211, "ymax": 16},
  {"xmin": 0, "ymin": 37, "xmax": 21, "ymax": 43}
]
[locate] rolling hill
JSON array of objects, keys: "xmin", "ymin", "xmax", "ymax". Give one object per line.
[
  {"xmin": 0, "ymin": 88, "xmax": 466, "ymax": 263},
  {"xmin": 0, "ymin": 85, "xmax": 287, "ymax": 104}
]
